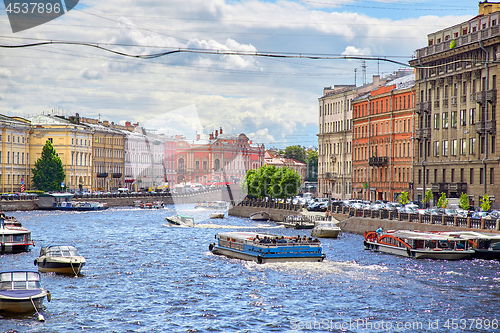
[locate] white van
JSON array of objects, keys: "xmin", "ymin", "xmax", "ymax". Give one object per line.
[{"xmin": 117, "ymin": 188, "xmax": 129, "ymax": 193}]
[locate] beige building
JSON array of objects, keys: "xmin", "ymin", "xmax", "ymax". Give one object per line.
[
  {"xmin": 78, "ymin": 116, "xmax": 126, "ymax": 191},
  {"xmin": 29, "ymin": 114, "xmax": 93, "ymax": 192},
  {"xmin": 0, "ymin": 114, "xmax": 31, "ymax": 193},
  {"xmin": 410, "ymin": 1, "xmax": 500, "ymax": 207}
]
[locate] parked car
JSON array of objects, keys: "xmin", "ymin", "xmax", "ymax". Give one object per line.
[{"xmin": 471, "ymin": 211, "xmax": 491, "ymax": 220}]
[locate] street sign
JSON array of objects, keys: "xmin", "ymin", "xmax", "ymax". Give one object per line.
[{"xmin": 61, "ymin": 182, "xmax": 65, "ymax": 187}]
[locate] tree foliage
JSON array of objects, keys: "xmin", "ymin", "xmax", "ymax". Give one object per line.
[
  {"xmin": 459, "ymin": 192, "xmax": 470, "ymax": 210},
  {"xmin": 31, "ymin": 140, "xmax": 66, "ymax": 192},
  {"xmin": 437, "ymin": 192, "xmax": 448, "ymax": 209},
  {"xmin": 423, "ymin": 189, "xmax": 433, "ymax": 207},
  {"xmin": 283, "ymin": 145, "xmax": 307, "ymax": 163},
  {"xmin": 481, "ymin": 194, "xmax": 491, "ymax": 212},
  {"xmin": 242, "ymin": 165, "xmax": 301, "ymax": 199},
  {"xmin": 399, "ymin": 191, "xmax": 410, "ymax": 205},
  {"xmin": 306, "ymin": 150, "xmax": 318, "ymax": 182}
]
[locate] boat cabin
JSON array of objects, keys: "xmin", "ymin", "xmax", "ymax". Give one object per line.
[
  {"xmin": 40, "ymin": 245, "xmax": 79, "ymax": 257},
  {"xmin": 0, "ymin": 270, "xmax": 42, "ymax": 290}
]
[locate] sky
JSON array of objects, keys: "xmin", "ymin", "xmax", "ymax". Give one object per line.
[{"xmin": 0, "ymin": 0, "xmax": 479, "ymax": 148}]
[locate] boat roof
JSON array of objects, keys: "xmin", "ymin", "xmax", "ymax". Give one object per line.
[
  {"xmin": 431, "ymin": 231, "xmax": 500, "ymax": 240},
  {"xmin": 383, "ymin": 230, "xmax": 464, "ymax": 241},
  {"xmin": 43, "ymin": 245, "xmax": 77, "ymax": 250},
  {"xmin": 0, "ymin": 270, "xmax": 39, "ymax": 274},
  {"xmin": 217, "ymin": 231, "xmax": 285, "ymax": 240}
]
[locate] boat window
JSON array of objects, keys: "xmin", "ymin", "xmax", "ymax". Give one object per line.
[
  {"xmin": 12, "ymin": 272, "xmax": 26, "ymax": 281},
  {"xmin": 491, "ymin": 242, "xmax": 500, "ymax": 250},
  {"xmin": 27, "ymin": 272, "xmax": 40, "ymax": 281},
  {"xmin": 27, "ymin": 281, "xmax": 41, "ymax": 289},
  {"xmin": 0, "ymin": 281, "xmax": 12, "ymax": 290},
  {"xmin": 0, "ymin": 272, "xmax": 12, "ymax": 282},
  {"xmin": 12, "ymin": 234, "xmax": 25, "ymax": 242}
]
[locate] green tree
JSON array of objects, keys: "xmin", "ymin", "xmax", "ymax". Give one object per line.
[
  {"xmin": 459, "ymin": 192, "xmax": 470, "ymax": 210},
  {"xmin": 31, "ymin": 140, "xmax": 66, "ymax": 192},
  {"xmin": 437, "ymin": 192, "xmax": 448, "ymax": 209},
  {"xmin": 283, "ymin": 145, "xmax": 307, "ymax": 163},
  {"xmin": 242, "ymin": 165, "xmax": 301, "ymax": 199},
  {"xmin": 306, "ymin": 150, "xmax": 318, "ymax": 182},
  {"xmin": 399, "ymin": 191, "xmax": 410, "ymax": 205},
  {"xmin": 423, "ymin": 189, "xmax": 433, "ymax": 208},
  {"xmin": 481, "ymin": 194, "xmax": 491, "ymax": 212}
]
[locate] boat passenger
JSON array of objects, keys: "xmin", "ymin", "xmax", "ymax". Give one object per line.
[
  {"xmin": 277, "ymin": 236, "xmax": 287, "ymax": 243},
  {"xmin": 313, "ymin": 238, "xmax": 320, "ymax": 243},
  {"xmin": 376, "ymin": 227, "xmax": 383, "ymax": 234},
  {"xmin": 254, "ymin": 235, "xmax": 260, "ymax": 243},
  {"xmin": 302, "ymin": 235, "xmax": 307, "ymax": 243}
]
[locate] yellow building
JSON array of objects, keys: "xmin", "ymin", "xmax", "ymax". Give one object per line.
[
  {"xmin": 0, "ymin": 114, "xmax": 31, "ymax": 193},
  {"xmin": 29, "ymin": 114, "xmax": 93, "ymax": 192},
  {"xmin": 78, "ymin": 116, "xmax": 125, "ymax": 191}
]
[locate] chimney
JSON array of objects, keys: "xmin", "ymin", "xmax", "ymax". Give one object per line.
[
  {"xmin": 103, "ymin": 120, "xmax": 109, "ymax": 126},
  {"xmin": 125, "ymin": 121, "xmax": 131, "ymax": 127},
  {"xmin": 196, "ymin": 133, "xmax": 200, "ymax": 141},
  {"xmin": 220, "ymin": 127, "xmax": 223, "ymax": 135},
  {"xmin": 134, "ymin": 122, "xmax": 139, "ymax": 127},
  {"xmin": 209, "ymin": 133, "xmax": 214, "ymax": 140},
  {"xmin": 215, "ymin": 130, "xmax": 218, "ymax": 137},
  {"xmin": 373, "ymin": 75, "xmax": 380, "ymax": 87}
]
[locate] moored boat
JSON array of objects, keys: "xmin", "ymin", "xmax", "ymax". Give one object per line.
[
  {"xmin": 165, "ymin": 215, "xmax": 195, "ymax": 227},
  {"xmin": 195, "ymin": 201, "xmax": 228, "ymax": 209},
  {"xmin": 0, "ymin": 222, "xmax": 34, "ymax": 254},
  {"xmin": 35, "ymin": 245, "xmax": 86, "ymax": 275},
  {"xmin": 249, "ymin": 211, "xmax": 270, "ymax": 221},
  {"xmin": 209, "ymin": 231, "xmax": 325, "ymax": 264},
  {"xmin": 209, "ymin": 212, "xmax": 225, "ymax": 219},
  {"xmin": 364, "ymin": 230, "xmax": 474, "ymax": 260},
  {"xmin": 55, "ymin": 201, "xmax": 108, "ymax": 211},
  {"xmin": 430, "ymin": 231, "xmax": 500, "ymax": 260},
  {"xmin": 140, "ymin": 201, "xmax": 164, "ymax": 209},
  {"xmin": 132, "ymin": 200, "xmax": 143, "ymax": 207},
  {"xmin": 311, "ymin": 221, "xmax": 341, "ymax": 238},
  {"xmin": 0, "ymin": 270, "xmax": 50, "ymax": 315}
]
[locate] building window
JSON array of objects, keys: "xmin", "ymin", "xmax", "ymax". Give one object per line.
[
  {"xmin": 469, "ymin": 138, "xmax": 476, "ymax": 155},
  {"xmin": 470, "ymin": 168, "xmax": 474, "ymax": 184},
  {"xmin": 491, "ymin": 168, "xmax": 495, "ymax": 184},
  {"xmin": 480, "ymin": 168, "xmax": 484, "ymax": 185},
  {"xmin": 48, "ymin": 138, "xmax": 53, "ymax": 143},
  {"xmin": 460, "ymin": 139, "xmax": 466, "ymax": 155},
  {"xmin": 469, "ymin": 108, "xmax": 475, "ymax": 124},
  {"xmin": 492, "ymin": 136, "xmax": 496, "ymax": 154},
  {"xmin": 434, "ymin": 169, "xmax": 438, "ymax": 183},
  {"xmin": 450, "ymin": 139, "xmax": 456, "ymax": 156},
  {"xmin": 442, "ymin": 112, "xmax": 449, "ymax": 128},
  {"xmin": 451, "ymin": 111, "xmax": 457, "ymax": 128},
  {"xmin": 434, "ymin": 114, "xmax": 440, "ymax": 129},
  {"xmin": 442, "ymin": 140, "xmax": 448, "ymax": 156},
  {"xmin": 451, "ymin": 169, "xmax": 455, "ymax": 183},
  {"xmin": 418, "ymin": 170, "xmax": 422, "ymax": 184},
  {"xmin": 443, "ymin": 169, "xmax": 446, "ymax": 183},
  {"xmin": 433, "ymin": 141, "xmax": 440, "ymax": 156},
  {"xmin": 460, "ymin": 109, "xmax": 467, "ymax": 126}
]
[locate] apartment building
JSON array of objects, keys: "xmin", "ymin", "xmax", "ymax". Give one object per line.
[
  {"xmin": 352, "ymin": 75, "xmax": 416, "ymax": 201},
  {"xmin": 410, "ymin": 1, "xmax": 500, "ymax": 207}
]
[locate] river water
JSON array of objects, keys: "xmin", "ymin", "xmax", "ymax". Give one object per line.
[{"xmin": 1, "ymin": 204, "xmax": 500, "ymax": 332}]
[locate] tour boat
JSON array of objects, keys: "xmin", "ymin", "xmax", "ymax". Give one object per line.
[
  {"xmin": 55, "ymin": 201, "xmax": 108, "ymax": 211},
  {"xmin": 0, "ymin": 223, "xmax": 34, "ymax": 254},
  {"xmin": 209, "ymin": 231, "xmax": 326, "ymax": 264},
  {"xmin": 195, "ymin": 201, "xmax": 228, "ymax": 209},
  {"xmin": 209, "ymin": 212, "xmax": 225, "ymax": 219},
  {"xmin": 0, "ymin": 270, "xmax": 50, "ymax": 315},
  {"xmin": 249, "ymin": 211, "xmax": 270, "ymax": 221},
  {"xmin": 132, "ymin": 200, "xmax": 143, "ymax": 207},
  {"xmin": 140, "ymin": 201, "xmax": 164, "ymax": 209},
  {"xmin": 311, "ymin": 221, "xmax": 341, "ymax": 238},
  {"xmin": 165, "ymin": 215, "xmax": 195, "ymax": 227},
  {"xmin": 430, "ymin": 231, "xmax": 500, "ymax": 260},
  {"xmin": 35, "ymin": 245, "xmax": 86, "ymax": 275},
  {"xmin": 364, "ymin": 230, "xmax": 474, "ymax": 260}
]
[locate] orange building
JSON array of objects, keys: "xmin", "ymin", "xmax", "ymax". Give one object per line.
[
  {"xmin": 175, "ymin": 128, "xmax": 265, "ymax": 185},
  {"xmin": 352, "ymin": 74, "xmax": 416, "ymax": 201}
]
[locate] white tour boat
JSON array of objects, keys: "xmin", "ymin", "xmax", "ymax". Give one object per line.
[
  {"xmin": 311, "ymin": 221, "xmax": 341, "ymax": 238},
  {"xmin": 35, "ymin": 245, "xmax": 86, "ymax": 275},
  {"xmin": 249, "ymin": 211, "xmax": 270, "ymax": 221},
  {"xmin": 209, "ymin": 231, "xmax": 325, "ymax": 264},
  {"xmin": 0, "ymin": 222, "xmax": 34, "ymax": 254},
  {"xmin": 364, "ymin": 229, "xmax": 474, "ymax": 260}
]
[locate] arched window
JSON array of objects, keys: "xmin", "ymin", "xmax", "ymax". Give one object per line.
[
  {"xmin": 178, "ymin": 158, "xmax": 185, "ymax": 171},
  {"xmin": 214, "ymin": 159, "xmax": 220, "ymax": 171}
]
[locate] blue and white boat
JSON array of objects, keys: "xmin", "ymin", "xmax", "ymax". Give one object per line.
[
  {"xmin": 0, "ymin": 270, "xmax": 50, "ymax": 314},
  {"xmin": 209, "ymin": 232, "xmax": 325, "ymax": 264}
]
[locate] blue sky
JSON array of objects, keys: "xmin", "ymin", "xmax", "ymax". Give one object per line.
[{"xmin": 0, "ymin": 0, "xmax": 482, "ymax": 148}]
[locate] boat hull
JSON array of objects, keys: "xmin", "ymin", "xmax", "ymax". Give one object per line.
[
  {"xmin": 211, "ymin": 246, "xmax": 325, "ymax": 263},
  {"xmin": 249, "ymin": 212, "xmax": 270, "ymax": 221},
  {"xmin": 0, "ymin": 292, "xmax": 46, "ymax": 313},
  {"xmin": 364, "ymin": 241, "xmax": 473, "ymax": 260},
  {"xmin": 311, "ymin": 229, "xmax": 340, "ymax": 238},
  {"xmin": 472, "ymin": 249, "xmax": 500, "ymax": 260},
  {"xmin": 36, "ymin": 259, "xmax": 86, "ymax": 275}
]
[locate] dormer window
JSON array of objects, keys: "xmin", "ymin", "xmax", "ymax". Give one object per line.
[
  {"xmin": 483, "ymin": 23, "xmax": 487, "ymax": 29},
  {"xmin": 472, "ymin": 27, "xmax": 477, "ymax": 32},
  {"xmin": 445, "ymin": 35, "xmax": 450, "ymax": 41},
  {"xmin": 493, "ymin": 20, "xmax": 497, "ymax": 26},
  {"xmin": 429, "ymin": 39, "xmax": 434, "ymax": 46},
  {"xmin": 462, "ymin": 28, "xmax": 468, "ymax": 35},
  {"xmin": 437, "ymin": 38, "xmax": 441, "ymax": 43},
  {"xmin": 454, "ymin": 32, "xmax": 459, "ymax": 38}
]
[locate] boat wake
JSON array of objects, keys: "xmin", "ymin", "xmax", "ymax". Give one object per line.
[{"xmin": 196, "ymin": 224, "xmax": 284, "ymax": 229}]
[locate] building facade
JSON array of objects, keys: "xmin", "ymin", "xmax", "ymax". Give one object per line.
[
  {"xmin": 410, "ymin": 1, "xmax": 500, "ymax": 207},
  {"xmin": 264, "ymin": 150, "xmax": 307, "ymax": 184},
  {"xmin": 0, "ymin": 115, "xmax": 31, "ymax": 193},
  {"xmin": 352, "ymin": 75, "xmax": 416, "ymax": 201}
]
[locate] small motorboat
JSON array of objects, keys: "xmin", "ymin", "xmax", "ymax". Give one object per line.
[
  {"xmin": 140, "ymin": 201, "xmax": 164, "ymax": 209},
  {"xmin": 311, "ymin": 221, "xmax": 341, "ymax": 238},
  {"xmin": 0, "ymin": 270, "xmax": 51, "ymax": 318},
  {"xmin": 209, "ymin": 212, "xmax": 225, "ymax": 219},
  {"xmin": 249, "ymin": 211, "xmax": 270, "ymax": 221},
  {"xmin": 165, "ymin": 215, "xmax": 195, "ymax": 227},
  {"xmin": 132, "ymin": 200, "xmax": 143, "ymax": 207},
  {"xmin": 35, "ymin": 245, "xmax": 86, "ymax": 275}
]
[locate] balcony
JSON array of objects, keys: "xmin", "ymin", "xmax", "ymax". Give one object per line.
[
  {"xmin": 97, "ymin": 173, "xmax": 108, "ymax": 178},
  {"xmin": 442, "ymin": 98, "xmax": 449, "ymax": 107},
  {"xmin": 474, "ymin": 120, "xmax": 496, "ymax": 134},
  {"xmin": 448, "ymin": 182, "xmax": 467, "ymax": 193},
  {"xmin": 368, "ymin": 156, "xmax": 388, "ymax": 166},
  {"xmin": 460, "ymin": 95, "xmax": 467, "ymax": 103},
  {"xmin": 451, "ymin": 96, "xmax": 457, "ymax": 106},
  {"xmin": 434, "ymin": 100, "xmax": 440, "ymax": 108},
  {"xmin": 416, "ymin": 101, "xmax": 431, "ymax": 114},
  {"xmin": 431, "ymin": 183, "xmax": 448, "ymax": 192},
  {"xmin": 415, "ymin": 127, "xmax": 431, "ymax": 139},
  {"xmin": 324, "ymin": 172, "xmax": 339, "ymax": 180},
  {"xmin": 471, "ymin": 91, "xmax": 485, "ymax": 104}
]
